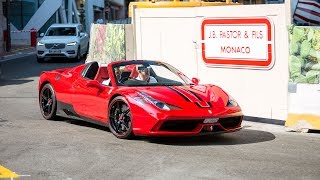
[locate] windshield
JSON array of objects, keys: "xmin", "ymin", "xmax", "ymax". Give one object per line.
[
  {"xmin": 112, "ymin": 61, "xmax": 192, "ymax": 87},
  {"xmin": 46, "ymin": 27, "xmax": 77, "ymax": 36}
]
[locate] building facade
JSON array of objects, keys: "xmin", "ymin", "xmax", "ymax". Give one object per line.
[{"xmin": 0, "ymin": 0, "xmax": 126, "ymax": 47}]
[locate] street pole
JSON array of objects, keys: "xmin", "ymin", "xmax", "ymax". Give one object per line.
[{"xmin": 6, "ymin": 0, "xmax": 11, "ymax": 52}]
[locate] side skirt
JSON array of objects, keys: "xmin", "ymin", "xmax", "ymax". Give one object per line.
[{"xmin": 56, "ymin": 101, "xmax": 108, "ymax": 127}]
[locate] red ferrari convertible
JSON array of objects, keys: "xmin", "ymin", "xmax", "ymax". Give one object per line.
[{"xmin": 38, "ymin": 60, "xmax": 243, "ymax": 138}]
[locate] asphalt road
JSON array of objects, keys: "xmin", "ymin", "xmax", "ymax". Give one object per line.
[{"xmin": 0, "ymin": 55, "xmax": 320, "ymax": 180}]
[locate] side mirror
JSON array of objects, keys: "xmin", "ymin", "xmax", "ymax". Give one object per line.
[
  {"xmin": 80, "ymin": 32, "xmax": 85, "ymax": 37},
  {"xmin": 86, "ymin": 80, "xmax": 102, "ymax": 89},
  {"xmin": 40, "ymin": 33, "xmax": 44, "ymax": 37},
  {"xmin": 192, "ymin": 78, "xmax": 200, "ymax": 85}
]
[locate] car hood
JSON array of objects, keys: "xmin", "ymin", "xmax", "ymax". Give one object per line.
[
  {"xmin": 40, "ymin": 36, "xmax": 78, "ymax": 44},
  {"xmin": 126, "ymin": 85, "xmax": 229, "ymax": 109}
]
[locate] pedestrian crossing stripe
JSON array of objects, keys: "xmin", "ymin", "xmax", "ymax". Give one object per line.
[{"xmin": 0, "ymin": 165, "xmax": 19, "ymax": 179}]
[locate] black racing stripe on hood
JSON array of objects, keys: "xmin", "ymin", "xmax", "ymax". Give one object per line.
[
  {"xmin": 195, "ymin": 102, "xmax": 211, "ymax": 108},
  {"xmin": 166, "ymin": 86, "xmax": 191, "ymax": 102},
  {"xmin": 181, "ymin": 87, "xmax": 203, "ymax": 102}
]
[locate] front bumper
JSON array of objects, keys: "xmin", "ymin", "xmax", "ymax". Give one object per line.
[
  {"xmin": 36, "ymin": 45, "xmax": 78, "ymax": 59},
  {"xmin": 131, "ymin": 105, "xmax": 243, "ymax": 137}
]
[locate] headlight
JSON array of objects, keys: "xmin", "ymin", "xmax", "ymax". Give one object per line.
[
  {"xmin": 37, "ymin": 42, "xmax": 44, "ymax": 46},
  {"xmin": 137, "ymin": 92, "xmax": 179, "ymax": 111},
  {"xmin": 227, "ymin": 95, "xmax": 238, "ymax": 107},
  {"xmin": 67, "ymin": 42, "xmax": 77, "ymax": 46}
]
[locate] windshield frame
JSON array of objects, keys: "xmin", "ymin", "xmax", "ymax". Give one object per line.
[{"xmin": 111, "ymin": 61, "xmax": 193, "ymax": 87}]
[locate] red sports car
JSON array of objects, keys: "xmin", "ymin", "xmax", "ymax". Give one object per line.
[{"xmin": 38, "ymin": 60, "xmax": 243, "ymax": 139}]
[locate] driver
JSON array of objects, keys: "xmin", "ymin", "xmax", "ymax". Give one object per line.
[
  {"xmin": 114, "ymin": 67, "xmax": 122, "ymax": 82},
  {"xmin": 101, "ymin": 67, "xmax": 121, "ymax": 86},
  {"xmin": 136, "ymin": 65, "xmax": 157, "ymax": 83}
]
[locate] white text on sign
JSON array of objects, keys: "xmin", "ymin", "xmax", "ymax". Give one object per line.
[{"xmin": 204, "ymin": 25, "xmax": 268, "ymax": 60}]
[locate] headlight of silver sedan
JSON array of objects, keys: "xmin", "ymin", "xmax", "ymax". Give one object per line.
[
  {"xmin": 37, "ymin": 42, "xmax": 44, "ymax": 46},
  {"xmin": 67, "ymin": 42, "xmax": 77, "ymax": 46}
]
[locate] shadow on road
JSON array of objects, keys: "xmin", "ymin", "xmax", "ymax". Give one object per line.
[
  {"xmin": 142, "ymin": 129, "xmax": 276, "ymax": 146},
  {"xmin": 55, "ymin": 117, "xmax": 110, "ymax": 132},
  {"xmin": 0, "ymin": 55, "xmax": 84, "ymax": 86},
  {"xmin": 0, "ymin": 79, "xmax": 33, "ymax": 86},
  {"xmin": 51, "ymin": 117, "xmax": 276, "ymax": 146}
]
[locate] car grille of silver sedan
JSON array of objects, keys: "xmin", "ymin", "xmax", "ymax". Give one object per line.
[{"xmin": 45, "ymin": 43, "xmax": 66, "ymax": 49}]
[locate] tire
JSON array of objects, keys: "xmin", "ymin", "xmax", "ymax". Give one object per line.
[
  {"xmin": 108, "ymin": 96, "xmax": 134, "ymax": 139},
  {"xmin": 39, "ymin": 83, "xmax": 57, "ymax": 120},
  {"xmin": 73, "ymin": 47, "xmax": 81, "ymax": 62},
  {"xmin": 37, "ymin": 57, "xmax": 44, "ymax": 63}
]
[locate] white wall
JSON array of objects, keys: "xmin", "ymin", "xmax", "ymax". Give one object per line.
[
  {"xmin": 135, "ymin": 4, "xmax": 290, "ymax": 120},
  {"xmin": 135, "ymin": 8, "xmax": 198, "ymax": 78}
]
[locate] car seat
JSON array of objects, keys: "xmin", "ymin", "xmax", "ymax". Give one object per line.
[
  {"xmin": 128, "ymin": 65, "xmax": 139, "ymax": 78},
  {"xmin": 95, "ymin": 66, "xmax": 109, "ymax": 83}
]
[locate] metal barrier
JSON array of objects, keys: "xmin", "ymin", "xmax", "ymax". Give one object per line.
[{"xmin": 6, "ymin": 29, "xmax": 38, "ymax": 47}]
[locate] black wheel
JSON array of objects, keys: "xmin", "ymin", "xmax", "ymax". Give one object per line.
[
  {"xmin": 39, "ymin": 83, "xmax": 57, "ymax": 120},
  {"xmin": 108, "ymin": 96, "xmax": 134, "ymax": 139},
  {"xmin": 37, "ymin": 57, "xmax": 44, "ymax": 63}
]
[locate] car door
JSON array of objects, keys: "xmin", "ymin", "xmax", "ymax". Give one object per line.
[{"xmin": 72, "ymin": 62, "xmax": 111, "ymax": 122}]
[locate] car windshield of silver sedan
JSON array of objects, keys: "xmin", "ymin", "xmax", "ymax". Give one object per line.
[
  {"xmin": 113, "ymin": 62, "xmax": 193, "ymax": 86},
  {"xmin": 46, "ymin": 27, "xmax": 76, "ymax": 36}
]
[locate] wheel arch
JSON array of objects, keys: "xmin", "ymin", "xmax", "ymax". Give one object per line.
[
  {"xmin": 109, "ymin": 93, "xmax": 124, "ymax": 105},
  {"xmin": 108, "ymin": 93, "xmax": 133, "ymax": 116},
  {"xmin": 39, "ymin": 80, "xmax": 51, "ymax": 94}
]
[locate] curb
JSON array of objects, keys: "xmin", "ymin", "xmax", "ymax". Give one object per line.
[
  {"xmin": 10, "ymin": 47, "xmax": 34, "ymax": 53},
  {"xmin": 244, "ymin": 116, "xmax": 285, "ymax": 126}
]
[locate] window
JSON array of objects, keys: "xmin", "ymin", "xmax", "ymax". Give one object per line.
[{"xmin": 46, "ymin": 27, "xmax": 77, "ymax": 36}]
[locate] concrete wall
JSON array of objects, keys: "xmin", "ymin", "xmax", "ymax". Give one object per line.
[
  {"xmin": 2, "ymin": 0, "xmax": 104, "ymax": 46},
  {"xmin": 134, "ymin": 4, "xmax": 290, "ymax": 120},
  {"xmin": 125, "ymin": 24, "xmax": 134, "ymax": 60}
]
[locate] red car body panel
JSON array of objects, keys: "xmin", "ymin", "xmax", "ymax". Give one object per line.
[{"xmin": 38, "ymin": 60, "xmax": 243, "ymax": 136}]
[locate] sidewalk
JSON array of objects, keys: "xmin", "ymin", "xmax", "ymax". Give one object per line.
[{"xmin": 0, "ymin": 45, "xmax": 36, "ymax": 61}]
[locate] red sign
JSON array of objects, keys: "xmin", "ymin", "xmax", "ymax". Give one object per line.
[{"xmin": 201, "ymin": 17, "xmax": 274, "ymax": 69}]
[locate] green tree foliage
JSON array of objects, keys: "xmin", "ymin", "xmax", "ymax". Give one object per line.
[{"xmin": 289, "ymin": 25, "xmax": 320, "ymax": 84}]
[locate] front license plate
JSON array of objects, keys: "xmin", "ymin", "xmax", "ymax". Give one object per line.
[
  {"xmin": 49, "ymin": 50, "xmax": 61, "ymax": 54},
  {"xmin": 204, "ymin": 118, "xmax": 219, "ymax": 124}
]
